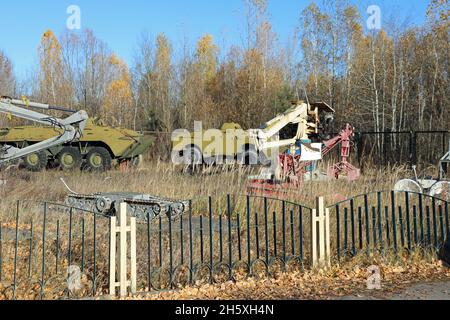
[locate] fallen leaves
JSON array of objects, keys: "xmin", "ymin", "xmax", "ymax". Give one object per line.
[{"xmin": 134, "ymin": 259, "xmax": 450, "ymax": 301}]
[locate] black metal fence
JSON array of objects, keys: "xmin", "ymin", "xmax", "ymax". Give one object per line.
[
  {"xmin": 1, "ymin": 191, "xmax": 448, "ymax": 300},
  {"xmin": 355, "ymin": 130, "xmax": 449, "ymax": 168},
  {"xmin": 136, "ymin": 195, "xmax": 313, "ymax": 291},
  {"xmin": 328, "ymin": 191, "xmax": 449, "ymax": 260},
  {"xmin": 0, "ymin": 201, "xmax": 109, "ymax": 300},
  {"xmin": 0, "ymin": 196, "xmax": 313, "ymax": 299}
]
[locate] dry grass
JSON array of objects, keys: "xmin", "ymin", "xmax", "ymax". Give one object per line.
[
  {"xmin": 0, "ymin": 160, "xmax": 444, "ymax": 300},
  {"xmin": 0, "ymin": 160, "xmax": 415, "ymax": 214}
]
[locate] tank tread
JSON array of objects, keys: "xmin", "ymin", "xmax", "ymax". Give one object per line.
[{"xmin": 65, "ymin": 193, "xmax": 190, "ymax": 223}]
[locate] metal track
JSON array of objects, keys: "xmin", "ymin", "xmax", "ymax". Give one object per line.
[{"xmin": 65, "ymin": 193, "xmax": 190, "ymax": 223}]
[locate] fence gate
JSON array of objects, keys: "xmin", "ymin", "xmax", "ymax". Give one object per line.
[
  {"xmin": 109, "ymin": 203, "xmax": 137, "ymax": 298},
  {"xmin": 311, "ymin": 197, "xmax": 331, "ymax": 269}
]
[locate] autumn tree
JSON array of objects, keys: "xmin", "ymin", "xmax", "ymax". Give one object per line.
[
  {"xmin": 6, "ymin": 0, "xmax": 443, "ymax": 162},
  {"xmin": 0, "ymin": 50, "xmax": 15, "ymax": 97},
  {"xmin": 427, "ymin": 0, "xmax": 449, "ymax": 28},
  {"xmin": 59, "ymin": 29, "xmax": 114, "ymax": 116},
  {"xmin": 232, "ymin": 0, "xmax": 285, "ymax": 128},
  {"xmin": 103, "ymin": 54, "xmax": 133, "ymax": 127},
  {"xmin": 178, "ymin": 34, "xmax": 219, "ymax": 128},
  {"xmin": 37, "ymin": 30, "xmax": 74, "ymax": 106},
  {"xmin": 297, "ymin": 1, "xmax": 362, "ymax": 114},
  {"xmin": 0, "ymin": 50, "xmax": 16, "ymax": 127}
]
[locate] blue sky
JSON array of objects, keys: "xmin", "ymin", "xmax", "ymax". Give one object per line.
[{"xmin": 0, "ymin": 0, "xmax": 430, "ymax": 80}]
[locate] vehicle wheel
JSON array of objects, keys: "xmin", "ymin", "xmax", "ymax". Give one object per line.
[
  {"xmin": 57, "ymin": 147, "xmax": 82, "ymax": 171},
  {"xmin": 84, "ymin": 147, "xmax": 112, "ymax": 172},
  {"xmin": 184, "ymin": 145, "xmax": 203, "ymax": 165},
  {"xmin": 182, "ymin": 145, "xmax": 203, "ymax": 175},
  {"xmin": 129, "ymin": 155, "xmax": 143, "ymax": 168},
  {"xmin": 238, "ymin": 146, "xmax": 259, "ymax": 166},
  {"xmin": 259, "ymin": 151, "xmax": 271, "ymax": 167},
  {"xmin": 23, "ymin": 152, "xmax": 47, "ymax": 172}
]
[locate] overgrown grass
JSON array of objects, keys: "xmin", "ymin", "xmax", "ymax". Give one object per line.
[
  {"xmin": 0, "ymin": 161, "xmax": 443, "ymax": 300},
  {"xmin": 0, "ymin": 160, "xmax": 417, "ymax": 216}
]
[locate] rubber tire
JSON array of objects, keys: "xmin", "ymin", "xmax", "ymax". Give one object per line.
[
  {"xmin": 84, "ymin": 147, "xmax": 112, "ymax": 172},
  {"xmin": 57, "ymin": 147, "xmax": 82, "ymax": 171},
  {"xmin": 129, "ymin": 155, "xmax": 143, "ymax": 168},
  {"xmin": 23, "ymin": 151, "xmax": 47, "ymax": 172},
  {"xmin": 238, "ymin": 146, "xmax": 259, "ymax": 166},
  {"xmin": 184, "ymin": 145, "xmax": 203, "ymax": 165},
  {"xmin": 183, "ymin": 145, "xmax": 203, "ymax": 175}
]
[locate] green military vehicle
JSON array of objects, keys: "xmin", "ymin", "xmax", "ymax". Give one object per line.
[
  {"xmin": 0, "ymin": 119, "xmax": 154, "ymax": 171},
  {"xmin": 172, "ymin": 101, "xmax": 335, "ymax": 166}
]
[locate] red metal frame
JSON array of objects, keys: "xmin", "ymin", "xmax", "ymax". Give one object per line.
[
  {"xmin": 247, "ymin": 124, "xmax": 361, "ymax": 196},
  {"xmin": 323, "ymin": 124, "xmax": 360, "ymax": 181}
]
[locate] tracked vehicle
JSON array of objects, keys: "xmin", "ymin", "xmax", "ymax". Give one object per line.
[{"xmin": 62, "ymin": 179, "xmax": 189, "ymax": 222}]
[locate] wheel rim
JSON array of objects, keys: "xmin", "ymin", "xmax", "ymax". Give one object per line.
[
  {"xmin": 91, "ymin": 154, "xmax": 102, "ymax": 167},
  {"xmin": 61, "ymin": 153, "xmax": 75, "ymax": 166},
  {"xmin": 27, "ymin": 154, "xmax": 39, "ymax": 166},
  {"xmin": 187, "ymin": 148, "xmax": 201, "ymax": 164}
]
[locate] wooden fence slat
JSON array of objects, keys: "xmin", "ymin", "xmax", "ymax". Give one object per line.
[
  {"xmin": 119, "ymin": 204, "xmax": 128, "ymax": 297},
  {"xmin": 311, "ymin": 197, "xmax": 331, "ymax": 269},
  {"xmin": 109, "ymin": 203, "xmax": 137, "ymax": 298},
  {"xmin": 130, "ymin": 217, "xmax": 137, "ymax": 294},
  {"xmin": 109, "ymin": 216, "xmax": 116, "ymax": 296}
]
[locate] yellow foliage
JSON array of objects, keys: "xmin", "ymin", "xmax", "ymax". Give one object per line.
[
  {"xmin": 195, "ymin": 34, "xmax": 219, "ymax": 81},
  {"xmin": 103, "ymin": 53, "xmax": 133, "ymax": 126},
  {"xmin": 155, "ymin": 33, "xmax": 172, "ymax": 72},
  {"xmin": 38, "ymin": 29, "xmax": 73, "ymax": 106},
  {"xmin": 41, "ymin": 30, "xmax": 61, "ymax": 52},
  {"xmin": 109, "ymin": 53, "xmax": 122, "ymax": 66}
]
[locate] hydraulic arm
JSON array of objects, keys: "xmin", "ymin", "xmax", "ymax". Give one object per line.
[
  {"xmin": 250, "ymin": 101, "xmax": 335, "ymax": 152},
  {"xmin": 0, "ymin": 97, "xmax": 88, "ymax": 165}
]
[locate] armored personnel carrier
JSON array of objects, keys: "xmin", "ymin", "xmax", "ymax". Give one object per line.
[{"xmin": 0, "ymin": 118, "xmax": 154, "ymax": 172}]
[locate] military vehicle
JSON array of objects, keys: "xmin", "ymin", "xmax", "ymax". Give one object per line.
[
  {"xmin": 172, "ymin": 101, "xmax": 335, "ymax": 166},
  {"xmin": 0, "ymin": 118, "xmax": 154, "ymax": 172},
  {"xmin": 62, "ymin": 179, "xmax": 189, "ymax": 222},
  {"xmin": 1, "ymin": 96, "xmax": 89, "ymax": 169}
]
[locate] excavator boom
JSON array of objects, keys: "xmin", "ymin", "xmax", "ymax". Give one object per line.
[
  {"xmin": 250, "ymin": 101, "xmax": 335, "ymax": 152},
  {"xmin": 0, "ymin": 97, "xmax": 88, "ymax": 166}
]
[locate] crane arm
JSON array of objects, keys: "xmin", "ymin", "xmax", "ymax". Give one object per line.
[
  {"xmin": 0, "ymin": 97, "xmax": 88, "ymax": 165},
  {"xmin": 257, "ymin": 103, "xmax": 309, "ymax": 140},
  {"xmin": 251, "ymin": 102, "xmax": 333, "ymax": 152}
]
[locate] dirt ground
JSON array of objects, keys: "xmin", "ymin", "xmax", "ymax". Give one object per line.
[{"xmin": 335, "ymin": 280, "xmax": 450, "ymax": 300}]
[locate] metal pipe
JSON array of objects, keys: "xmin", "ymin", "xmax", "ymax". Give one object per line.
[{"xmin": 8, "ymin": 98, "xmax": 77, "ymax": 113}]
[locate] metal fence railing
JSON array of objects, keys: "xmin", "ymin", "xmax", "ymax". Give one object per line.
[
  {"xmin": 0, "ymin": 201, "xmax": 109, "ymax": 300},
  {"xmin": 1, "ymin": 191, "xmax": 448, "ymax": 300},
  {"xmin": 135, "ymin": 195, "xmax": 313, "ymax": 291},
  {"xmin": 327, "ymin": 191, "xmax": 449, "ymax": 260},
  {"xmin": 354, "ymin": 130, "xmax": 449, "ymax": 168}
]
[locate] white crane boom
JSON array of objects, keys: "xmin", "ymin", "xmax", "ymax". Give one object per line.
[
  {"xmin": 0, "ymin": 97, "xmax": 88, "ymax": 165},
  {"xmin": 250, "ymin": 101, "xmax": 334, "ymax": 152}
]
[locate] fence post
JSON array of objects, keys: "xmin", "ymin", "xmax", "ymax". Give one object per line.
[
  {"xmin": 311, "ymin": 197, "xmax": 331, "ymax": 269},
  {"xmin": 109, "ymin": 203, "xmax": 137, "ymax": 298}
]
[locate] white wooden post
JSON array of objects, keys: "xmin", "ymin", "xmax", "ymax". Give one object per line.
[
  {"xmin": 130, "ymin": 217, "xmax": 137, "ymax": 293},
  {"xmin": 109, "ymin": 216, "xmax": 117, "ymax": 295},
  {"xmin": 109, "ymin": 203, "xmax": 137, "ymax": 298},
  {"xmin": 311, "ymin": 197, "xmax": 331, "ymax": 269}
]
